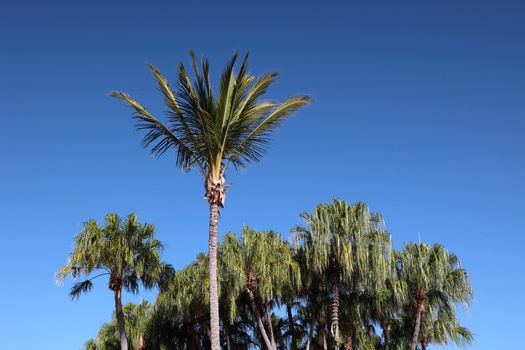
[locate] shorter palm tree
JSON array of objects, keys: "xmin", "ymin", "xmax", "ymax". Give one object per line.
[
  {"xmin": 220, "ymin": 228, "xmax": 298, "ymax": 350},
  {"xmin": 394, "ymin": 243, "xmax": 473, "ymax": 350},
  {"xmin": 57, "ymin": 213, "xmax": 174, "ymax": 350},
  {"xmin": 292, "ymin": 200, "xmax": 390, "ymax": 350}
]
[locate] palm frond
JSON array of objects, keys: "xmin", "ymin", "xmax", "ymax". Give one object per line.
[{"xmin": 70, "ymin": 280, "xmax": 93, "ymax": 300}]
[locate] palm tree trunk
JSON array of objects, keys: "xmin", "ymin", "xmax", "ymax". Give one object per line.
[
  {"xmin": 114, "ymin": 288, "xmax": 128, "ymax": 350},
  {"xmin": 188, "ymin": 321, "xmax": 201, "ymax": 350},
  {"xmin": 381, "ymin": 321, "xmax": 391, "ymax": 350},
  {"xmin": 331, "ymin": 280, "xmax": 340, "ymax": 350},
  {"xmin": 306, "ymin": 314, "xmax": 315, "ymax": 350},
  {"xmin": 138, "ymin": 334, "xmax": 144, "ymax": 350},
  {"xmin": 343, "ymin": 336, "xmax": 353, "ymax": 350},
  {"xmin": 224, "ymin": 322, "xmax": 232, "ymax": 350},
  {"xmin": 410, "ymin": 300, "xmax": 424, "ymax": 350},
  {"xmin": 208, "ymin": 203, "xmax": 220, "ymax": 350},
  {"xmin": 247, "ymin": 289, "xmax": 274, "ymax": 350},
  {"xmin": 265, "ymin": 303, "xmax": 277, "ymax": 350},
  {"xmin": 286, "ymin": 302, "xmax": 298, "ymax": 350}
]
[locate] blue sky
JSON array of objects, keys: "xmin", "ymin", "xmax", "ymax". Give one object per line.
[{"xmin": 1, "ymin": 0, "xmax": 524, "ymax": 349}]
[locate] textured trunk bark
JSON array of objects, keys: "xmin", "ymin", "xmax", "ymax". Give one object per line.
[
  {"xmin": 344, "ymin": 337, "xmax": 353, "ymax": 350},
  {"xmin": 247, "ymin": 289, "xmax": 274, "ymax": 350},
  {"xmin": 410, "ymin": 300, "xmax": 424, "ymax": 350},
  {"xmin": 138, "ymin": 334, "xmax": 144, "ymax": 350},
  {"xmin": 331, "ymin": 280, "xmax": 340, "ymax": 350},
  {"xmin": 114, "ymin": 288, "xmax": 128, "ymax": 350},
  {"xmin": 208, "ymin": 203, "xmax": 220, "ymax": 350},
  {"xmin": 266, "ymin": 303, "xmax": 277, "ymax": 350},
  {"xmin": 286, "ymin": 303, "xmax": 298, "ymax": 350}
]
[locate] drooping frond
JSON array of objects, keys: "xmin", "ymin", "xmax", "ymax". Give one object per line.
[
  {"xmin": 58, "ymin": 213, "xmax": 171, "ymax": 299},
  {"xmin": 70, "ymin": 280, "xmax": 93, "ymax": 300},
  {"xmin": 108, "ymin": 91, "xmax": 205, "ymax": 173}
]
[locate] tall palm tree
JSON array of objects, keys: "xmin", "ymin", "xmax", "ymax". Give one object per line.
[
  {"xmin": 109, "ymin": 50, "xmax": 311, "ymax": 350},
  {"xmin": 292, "ymin": 200, "xmax": 390, "ymax": 350},
  {"xmin": 394, "ymin": 243, "xmax": 473, "ymax": 350},
  {"xmin": 57, "ymin": 213, "xmax": 174, "ymax": 350}
]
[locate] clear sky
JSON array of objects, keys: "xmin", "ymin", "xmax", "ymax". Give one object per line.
[{"xmin": 1, "ymin": 0, "xmax": 524, "ymax": 349}]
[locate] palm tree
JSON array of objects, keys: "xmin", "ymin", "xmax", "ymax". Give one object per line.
[
  {"xmin": 109, "ymin": 50, "xmax": 311, "ymax": 350},
  {"xmin": 56, "ymin": 213, "xmax": 174, "ymax": 350},
  {"xmin": 394, "ymin": 243, "xmax": 473, "ymax": 350},
  {"xmin": 220, "ymin": 228, "xmax": 297, "ymax": 350},
  {"xmin": 292, "ymin": 200, "xmax": 390, "ymax": 350},
  {"xmin": 123, "ymin": 301, "xmax": 153, "ymax": 350}
]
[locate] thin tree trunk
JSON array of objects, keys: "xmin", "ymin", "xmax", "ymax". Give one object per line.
[
  {"xmin": 247, "ymin": 289, "xmax": 274, "ymax": 350},
  {"xmin": 188, "ymin": 320, "xmax": 201, "ymax": 350},
  {"xmin": 343, "ymin": 337, "xmax": 353, "ymax": 350},
  {"xmin": 381, "ymin": 320, "xmax": 391, "ymax": 350},
  {"xmin": 306, "ymin": 314, "xmax": 315, "ymax": 350},
  {"xmin": 286, "ymin": 302, "xmax": 297, "ymax": 350},
  {"xmin": 331, "ymin": 279, "xmax": 340, "ymax": 350},
  {"xmin": 383, "ymin": 327, "xmax": 390, "ymax": 350},
  {"xmin": 224, "ymin": 322, "xmax": 232, "ymax": 350},
  {"xmin": 322, "ymin": 327, "xmax": 328, "ymax": 350},
  {"xmin": 138, "ymin": 334, "xmax": 144, "ymax": 350},
  {"xmin": 410, "ymin": 300, "xmax": 424, "ymax": 350},
  {"xmin": 266, "ymin": 303, "xmax": 277, "ymax": 350},
  {"xmin": 114, "ymin": 288, "xmax": 128, "ymax": 350},
  {"xmin": 421, "ymin": 340, "xmax": 428, "ymax": 350},
  {"xmin": 208, "ymin": 203, "xmax": 220, "ymax": 350}
]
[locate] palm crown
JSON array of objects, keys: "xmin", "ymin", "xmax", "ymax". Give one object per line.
[
  {"xmin": 56, "ymin": 213, "xmax": 172, "ymax": 298},
  {"xmin": 109, "ymin": 51, "xmax": 312, "ymax": 206}
]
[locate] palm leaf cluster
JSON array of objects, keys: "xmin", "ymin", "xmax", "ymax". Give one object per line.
[
  {"xmin": 81, "ymin": 200, "xmax": 473, "ymax": 350},
  {"xmin": 109, "ymin": 51, "xmax": 311, "ymax": 204},
  {"xmin": 57, "ymin": 213, "xmax": 174, "ymax": 350}
]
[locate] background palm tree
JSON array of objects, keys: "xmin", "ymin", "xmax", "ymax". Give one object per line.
[
  {"xmin": 110, "ymin": 50, "xmax": 311, "ymax": 350},
  {"xmin": 292, "ymin": 199, "xmax": 390, "ymax": 350},
  {"xmin": 220, "ymin": 228, "xmax": 298, "ymax": 350},
  {"xmin": 57, "ymin": 213, "xmax": 174, "ymax": 350},
  {"xmin": 124, "ymin": 301, "xmax": 153, "ymax": 350},
  {"xmin": 394, "ymin": 243, "xmax": 473, "ymax": 350},
  {"xmin": 78, "ymin": 202, "xmax": 475, "ymax": 350}
]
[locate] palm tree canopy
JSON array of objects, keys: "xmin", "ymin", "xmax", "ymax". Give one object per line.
[
  {"xmin": 292, "ymin": 199, "xmax": 390, "ymax": 289},
  {"xmin": 395, "ymin": 243, "xmax": 473, "ymax": 306},
  {"xmin": 219, "ymin": 228, "xmax": 300, "ymax": 320},
  {"xmin": 109, "ymin": 51, "xmax": 312, "ymax": 205},
  {"xmin": 56, "ymin": 213, "xmax": 174, "ymax": 298},
  {"xmin": 418, "ymin": 300, "xmax": 474, "ymax": 347},
  {"xmin": 162, "ymin": 252, "xmax": 210, "ymax": 319}
]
